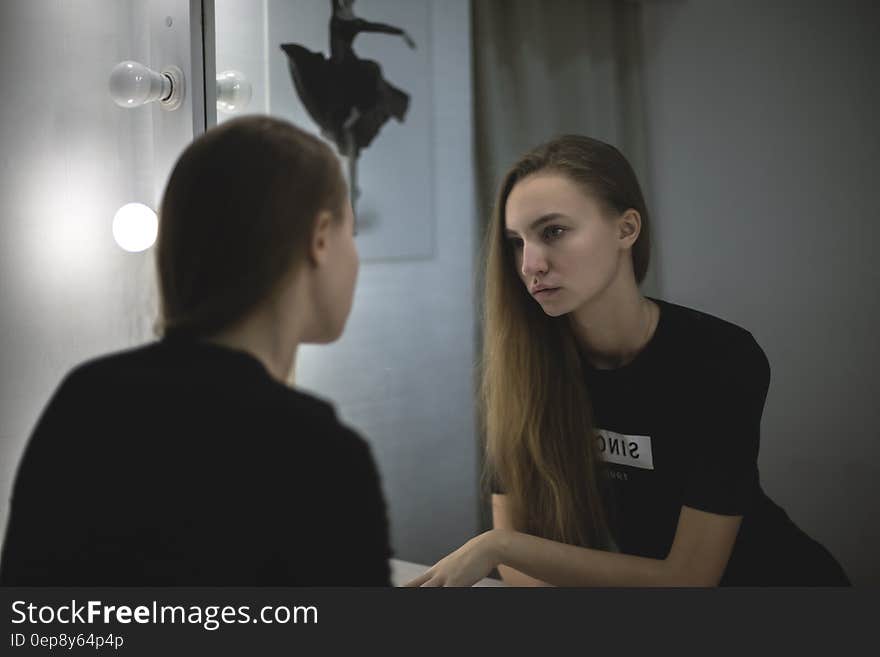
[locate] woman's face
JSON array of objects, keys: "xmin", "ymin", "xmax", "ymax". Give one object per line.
[{"xmin": 504, "ymin": 172, "xmax": 627, "ymax": 317}]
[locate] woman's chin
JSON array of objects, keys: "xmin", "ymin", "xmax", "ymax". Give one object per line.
[{"xmin": 538, "ymin": 301, "xmax": 571, "ymax": 318}]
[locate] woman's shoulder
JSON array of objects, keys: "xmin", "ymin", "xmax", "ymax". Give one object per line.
[
  {"xmin": 273, "ymin": 386, "xmax": 379, "ymax": 478},
  {"xmin": 652, "ymin": 298, "xmax": 769, "ymax": 374},
  {"xmin": 58, "ymin": 341, "xmax": 361, "ymax": 437},
  {"xmin": 275, "ymin": 385, "xmax": 353, "ymax": 438},
  {"xmin": 50, "ymin": 342, "xmax": 166, "ymax": 397},
  {"xmin": 58, "ymin": 342, "xmax": 375, "ymax": 467},
  {"xmin": 654, "ymin": 298, "xmax": 758, "ymax": 345}
]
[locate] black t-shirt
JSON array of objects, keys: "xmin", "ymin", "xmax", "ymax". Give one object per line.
[
  {"xmin": 0, "ymin": 337, "xmax": 392, "ymax": 586},
  {"xmin": 497, "ymin": 299, "xmax": 849, "ymax": 586}
]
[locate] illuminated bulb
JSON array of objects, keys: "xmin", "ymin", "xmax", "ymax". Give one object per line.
[{"xmin": 113, "ymin": 203, "xmax": 158, "ymax": 252}]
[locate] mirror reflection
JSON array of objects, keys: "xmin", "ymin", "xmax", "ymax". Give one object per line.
[{"xmin": 202, "ymin": 0, "xmax": 869, "ymax": 586}]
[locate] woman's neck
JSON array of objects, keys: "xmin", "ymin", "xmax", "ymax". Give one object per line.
[{"xmin": 568, "ymin": 279, "xmax": 658, "ymax": 370}]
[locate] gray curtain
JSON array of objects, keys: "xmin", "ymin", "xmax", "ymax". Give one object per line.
[{"xmin": 472, "ymin": 0, "xmax": 658, "ymax": 295}]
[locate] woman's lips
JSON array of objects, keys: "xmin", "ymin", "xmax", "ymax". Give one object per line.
[{"xmin": 533, "ymin": 287, "xmax": 561, "ymax": 299}]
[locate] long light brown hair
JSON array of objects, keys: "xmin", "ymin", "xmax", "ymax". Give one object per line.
[{"xmin": 481, "ymin": 135, "xmax": 651, "ymax": 549}]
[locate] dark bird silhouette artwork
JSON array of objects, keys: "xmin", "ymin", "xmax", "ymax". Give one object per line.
[{"xmin": 281, "ymin": 0, "xmax": 416, "ymax": 211}]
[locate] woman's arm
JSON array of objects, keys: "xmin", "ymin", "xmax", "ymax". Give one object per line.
[
  {"xmin": 493, "ymin": 505, "xmax": 741, "ymax": 587},
  {"xmin": 491, "ymin": 494, "xmax": 551, "ymax": 586},
  {"xmin": 407, "ymin": 504, "xmax": 741, "ymax": 587}
]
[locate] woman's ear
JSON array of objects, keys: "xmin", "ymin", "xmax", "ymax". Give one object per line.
[
  {"xmin": 618, "ymin": 209, "xmax": 642, "ymax": 249},
  {"xmin": 308, "ymin": 210, "xmax": 336, "ymax": 267}
]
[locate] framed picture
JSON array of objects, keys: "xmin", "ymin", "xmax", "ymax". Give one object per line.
[{"xmin": 214, "ymin": 0, "xmax": 435, "ymax": 261}]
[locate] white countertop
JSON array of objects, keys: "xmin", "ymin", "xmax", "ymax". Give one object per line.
[{"xmin": 390, "ymin": 558, "xmax": 508, "ymax": 587}]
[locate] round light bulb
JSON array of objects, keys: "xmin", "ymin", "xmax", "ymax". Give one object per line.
[
  {"xmin": 216, "ymin": 70, "xmax": 252, "ymax": 114},
  {"xmin": 109, "ymin": 61, "xmax": 170, "ymax": 108},
  {"xmin": 113, "ymin": 203, "xmax": 158, "ymax": 252}
]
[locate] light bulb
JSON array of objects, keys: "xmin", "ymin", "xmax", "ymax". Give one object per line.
[
  {"xmin": 108, "ymin": 61, "xmax": 183, "ymax": 110},
  {"xmin": 109, "ymin": 61, "xmax": 170, "ymax": 108},
  {"xmin": 113, "ymin": 203, "xmax": 158, "ymax": 252},
  {"xmin": 217, "ymin": 70, "xmax": 252, "ymax": 114}
]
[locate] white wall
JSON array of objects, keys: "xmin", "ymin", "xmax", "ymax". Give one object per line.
[
  {"xmin": 640, "ymin": 0, "xmax": 880, "ymax": 584},
  {"xmin": 0, "ymin": 0, "xmax": 196, "ymax": 549}
]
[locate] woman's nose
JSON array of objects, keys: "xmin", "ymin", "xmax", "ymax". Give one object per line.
[{"xmin": 521, "ymin": 243, "xmax": 548, "ymax": 278}]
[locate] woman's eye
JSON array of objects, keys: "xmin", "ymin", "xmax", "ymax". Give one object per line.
[
  {"xmin": 543, "ymin": 225, "xmax": 566, "ymax": 241},
  {"xmin": 508, "ymin": 237, "xmax": 524, "ymax": 249}
]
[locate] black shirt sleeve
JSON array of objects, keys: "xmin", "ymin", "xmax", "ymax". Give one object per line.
[{"xmin": 681, "ymin": 333, "xmax": 770, "ymax": 516}]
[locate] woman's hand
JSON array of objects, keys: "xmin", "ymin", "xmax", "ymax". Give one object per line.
[{"xmin": 404, "ymin": 530, "xmax": 503, "ymax": 587}]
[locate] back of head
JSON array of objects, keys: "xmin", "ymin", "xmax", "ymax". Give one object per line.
[{"xmin": 156, "ymin": 115, "xmax": 346, "ymax": 338}]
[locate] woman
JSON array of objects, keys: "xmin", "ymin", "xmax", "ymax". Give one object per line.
[
  {"xmin": 407, "ymin": 135, "xmax": 849, "ymax": 587},
  {"xmin": 0, "ymin": 116, "xmax": 392, "ymax": 585}
]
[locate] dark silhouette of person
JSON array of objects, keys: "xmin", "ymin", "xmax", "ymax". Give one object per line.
[
  {"xmin": 0, "ymin": 117, "xmax": 393, "ymax": 586},
  {"xmin": 281, "ymin": 0, "xmax": 415, "ymax": 161}
]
